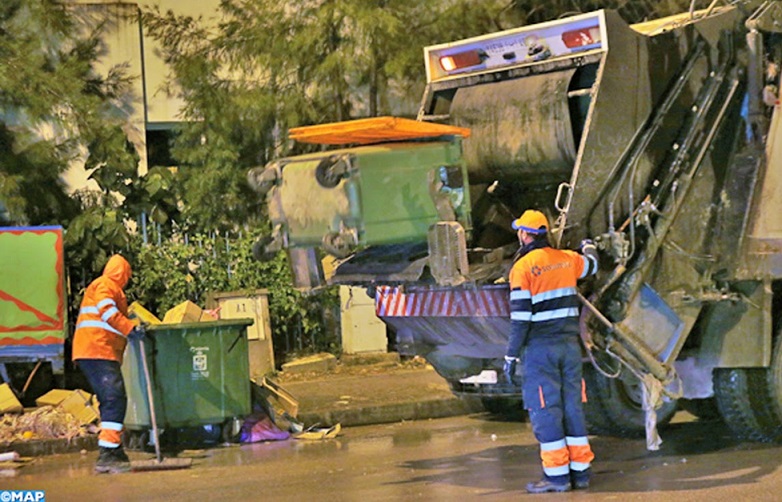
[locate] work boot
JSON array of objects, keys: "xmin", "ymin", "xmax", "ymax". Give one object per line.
[
  {"xmin": 571, "ymin": 468, "xmax": 591, "ymax": 489},
  {"xmin": 572, "ymin": 478, "xmax": 590, "ymax": 490},
  {"xmin": 525, "ymin": 479, "xmax": 572, "ymax": 494},
  {"xmin": 95, "ymin": 446, "xmax": 130, "ymax": 474}
]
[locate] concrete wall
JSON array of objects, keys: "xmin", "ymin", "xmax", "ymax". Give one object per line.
[
  {"xmin": 340, "ymin": 286, "xmax": 388, "ymax": 354},
  {"xmin": 60, "ymin": 0, "xmax": 221, "ymax": 193}
]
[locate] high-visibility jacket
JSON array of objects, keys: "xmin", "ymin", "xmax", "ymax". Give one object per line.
[
  {"xmin": 506, "ymin": 241, "xmax": 598, "ymax": 358},
  {"xmin": 72, "ymin": 255, "xmax": 135, "ymax": 363}
]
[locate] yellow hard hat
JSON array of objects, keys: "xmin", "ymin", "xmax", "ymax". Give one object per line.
[{"xmin": 511, "ymin": 210, "xmax": 548, "ymax": 234}]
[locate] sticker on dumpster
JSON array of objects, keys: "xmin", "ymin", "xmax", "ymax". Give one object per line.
[{"xmin": 190, "ymin": 346, "xmax": 210, "ymax": 380}]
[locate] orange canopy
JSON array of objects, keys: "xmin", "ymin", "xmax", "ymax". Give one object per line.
[{"xmin": 289, "ymin": 116, "xmax": 471, "ymax": 145}]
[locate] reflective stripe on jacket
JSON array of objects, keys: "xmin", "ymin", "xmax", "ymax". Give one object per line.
[
  {"xmin": 507, "ymin": 245, "xmax": 597, "ymax": 357},
  {"xmin": 72, "ymin": 255, "xmax": 135, "ymax": 362}
]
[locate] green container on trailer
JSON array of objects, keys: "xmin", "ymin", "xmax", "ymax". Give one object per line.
[
  {"xmin": 123, "ymin": 319, "xmax": 253, "ymax": 430},
  {"xmin": 270, "ymin": 139, "xmax": 471, "ymax": 249}
]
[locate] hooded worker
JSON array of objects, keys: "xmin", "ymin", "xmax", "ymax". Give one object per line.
[
  {"xmin": 72, "ymin": 254, "xmax": 145, "ymax": 474},
  {"xmin": 504, "ymin": 210, "xmax": 599, "ymax": 493}
]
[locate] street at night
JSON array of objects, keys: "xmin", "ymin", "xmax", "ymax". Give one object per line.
[{"xmin": 3, "ymin": 412, "xmax": 782, "ymax": 501}]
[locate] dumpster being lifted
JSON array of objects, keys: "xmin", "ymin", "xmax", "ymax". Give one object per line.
[{"xmin": 121, "ymin": 319, "xmax": 254, "ymax": 446}]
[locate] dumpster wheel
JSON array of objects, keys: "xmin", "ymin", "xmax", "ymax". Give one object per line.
[
  {"xmin": 124, "ymin": 429, "xmax": 150, "ymax": 452},
  {"xmin": 222, "ymin": 417, "xmax": 243, "ymax": 444}
]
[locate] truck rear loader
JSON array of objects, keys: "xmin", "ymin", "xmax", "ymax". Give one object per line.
[{"xmin": 248, "ymin": 1, "xmax": 782, "ymax": 443}]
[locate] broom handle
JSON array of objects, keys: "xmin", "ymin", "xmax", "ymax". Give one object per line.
[{"xmin": 139, "ymin": 337, "xmax": 162, "ymax": 463}]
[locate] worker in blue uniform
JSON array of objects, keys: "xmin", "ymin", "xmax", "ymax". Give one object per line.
[{"xmin": 503, "ymin": 210, "xmax": 599, "ymax": 493}]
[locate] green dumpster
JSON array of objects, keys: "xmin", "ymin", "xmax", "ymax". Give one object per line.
[{"xmin": 122, "ymin": 319, "xmax": 253, "ymax": 432}]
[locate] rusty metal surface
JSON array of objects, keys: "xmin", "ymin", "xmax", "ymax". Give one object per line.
[
  {"xmin": 744, "ymin": 88, "xmax": 782, "ymax": 267},
  {"xmin": 449, "ymin": 70, "xmax": 576, "ymax": 184}
]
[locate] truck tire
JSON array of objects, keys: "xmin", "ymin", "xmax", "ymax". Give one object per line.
[
  {"xmin": 582, "ymin": 360, "xmax": 619, "ymax": 435},
  {"xmin": 747, "ymin": 324, "xmax": 782, "ymax": 442},
  {"xmin": 583, "ymin": 364, "xmax": 678, "ymax": 437},
  {"xmin": 713, "ymin": 368, "xmax": 770, "ymax": 441},
  {"xmin": 710, "ymin": 295, "xmax": 782, "ymax": 443}
]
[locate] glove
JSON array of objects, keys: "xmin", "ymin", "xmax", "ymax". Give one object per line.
[
  {"xmin": 503, "ymin": 356, "xmax": 519, "ymax": 383},
  {"xmin": 128, "ymin": 324, "xmax": 147, "ymax": 341},
  {"xmin": 579, "ymin": 238, "xmax": 596, "ymax": 252}
]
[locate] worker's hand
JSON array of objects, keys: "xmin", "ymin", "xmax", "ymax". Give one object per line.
[
  {"xmin": 503, "ymin": 356, "xmax": 519, "ymax": 384},
  {"xmin": 128, "ymin": 324, "xmax": 147, "ymax": 341},
  {"xmin": 579, "ymin": 239, "xmax": 596, "ymax": 253}
]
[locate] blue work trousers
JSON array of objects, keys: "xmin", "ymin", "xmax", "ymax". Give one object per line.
[
  {"xmin": 523, "ymin": 335, "xmax": 590, "ymax": 481},
  {"xmin": 77, "ymin": 359, "xmax": 127, "ymax": 425}
]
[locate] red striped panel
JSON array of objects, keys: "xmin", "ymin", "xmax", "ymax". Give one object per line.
[{"xmin": 376, "ymin": 286, "xmax": 509, "ymax": 317}]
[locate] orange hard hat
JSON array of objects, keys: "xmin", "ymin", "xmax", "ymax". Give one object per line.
[{"xmin": 511, "ymin": 210, "xmax": 548, "ymax": 234}]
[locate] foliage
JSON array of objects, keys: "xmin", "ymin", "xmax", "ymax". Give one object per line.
[
  {"xmin": 125, "ymin": 231, "xmax": 340, "ymax": 364},
  {"xmin": 507, "ymin": 0, "xmax": 693, "ymax": 24},
  {"xmin": 0, "ymin": 1, "xmax": 139, "ymax": 227},
  {"xmin": 0, "ymin": 0, "xmax": 151, "ymax": 300}
]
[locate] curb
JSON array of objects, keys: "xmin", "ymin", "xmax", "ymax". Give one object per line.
[
  {"xmin": 297, "ymin": 397, "xmax": 483, "ymax": 428},
  {"xmin": 1, "ymin": 435, "xmax": 97, "ymax": 458}
]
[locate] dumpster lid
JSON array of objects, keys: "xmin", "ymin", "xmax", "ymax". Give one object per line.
[
  {"xmin": 148, "ymin": 318, "xmax": 254, "ymax": 331},
  {"xmin": 289, "ymin": 116, "xmax": 471, "ymax": 145}
]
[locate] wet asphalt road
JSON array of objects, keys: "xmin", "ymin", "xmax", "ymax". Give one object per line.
[{"xmin": 2, "ymin": 411, "xmax": 782, "ymax": 501}]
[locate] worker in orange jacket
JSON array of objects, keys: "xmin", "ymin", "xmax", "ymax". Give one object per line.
[
  {"xmin": 72, "ymin": 254, "xmax": 145, "ymax": 474},
  {"xmin": 503, "ymin": 210, "xmax": 598, "ymax": 493}
]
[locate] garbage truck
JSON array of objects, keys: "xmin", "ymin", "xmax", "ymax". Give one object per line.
[{"xmin": 248, "ymin": 1, "xmax": 782, "ymax": 441}]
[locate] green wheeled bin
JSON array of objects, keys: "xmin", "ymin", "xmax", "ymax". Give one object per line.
[{"xmin": 122, "ymin": 319, "xmax": 254, "ymax": 447}]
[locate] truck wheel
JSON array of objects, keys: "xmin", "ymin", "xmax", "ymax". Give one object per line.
[
  {"xmin": 583, "ymin": 364, "xmax": 678, "ymax": 437},
  {"xmin": 713, "ymin": 368, "xmax": 770, "ymax": 441},
  {"xmin": 744, "ymin": 323, "xmax": 782, "ymax": 442},
  {"xmin": 711, "ymin": 324, "xmax": 782, "ymax": 443},
  {"xmin": 582, "ymin": 358, "xmax": 619, "ymax": 435}
]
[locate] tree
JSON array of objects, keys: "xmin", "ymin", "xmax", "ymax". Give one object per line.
[
  {"xmin": 507, "ymin": 0, "xmax": 695, "ymax": 25},
  {"xmin": 0, "ymin": 1, "xmax": 138, "ymax": 229},
  {"xmin": 0, "ymin": 0, "xmax": 150, "ymax": 303}
]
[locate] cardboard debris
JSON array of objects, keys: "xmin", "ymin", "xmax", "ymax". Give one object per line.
[
  {"xmin": 35, "ymin": 389, "xmax": 99, "ymax": 425},
  {"xmin": 128, "ymin": 301, "xmax": 162, "ymax": 325},
  {"xmin": 163, "ymin": 301, "xmax": 219, "ymax": 324},
  {"xmin": 295, "ymin": 423, "xmax": 341, "ymax": 440},
  {"xmin": 162, "ymin": 300, "xmax": 209, "ymax": 324},
  {"xmin": 256, "ymin": 378, "xmax": 299, "ymax": 418},
  {"xmin": 0, "ymin": 384, "xmax": 22, "ymax": 414},
  {"xmin": 199, "ymin": 310, "xmax": 218, "ymax": 322}
]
